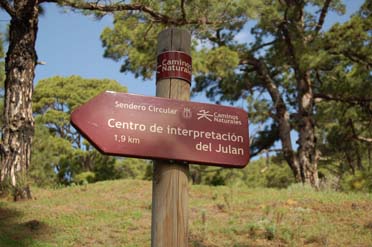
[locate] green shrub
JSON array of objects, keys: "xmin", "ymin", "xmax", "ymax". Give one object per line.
[
  {"xmin": 74, "ymin": 171, "xmax": 96, "ymax": 185},
  {"xmin": 340, "ymin": 170, "xmax": 372, "ymax": 192}
]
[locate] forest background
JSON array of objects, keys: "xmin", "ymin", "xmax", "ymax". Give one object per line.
[{"xmin": 0, "ymin": 0, "xmax": 371, "ymax": 197}]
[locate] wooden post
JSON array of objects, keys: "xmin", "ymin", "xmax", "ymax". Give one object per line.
[{"xmin": 151, "ymin": 29, "xmax": 191, "ymax": 247}]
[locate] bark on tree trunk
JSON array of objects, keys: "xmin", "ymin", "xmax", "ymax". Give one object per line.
[
  {"xmin": 0, "ymin": 0, "xmax": 38, "ymax": 200},
  {"xmin": 255, "ymin": 59, "xmax": 302, "ymax": 182},
  {"xmin": 297, "ymin": 73, "xmax": 319, "ymax": 189},
  {"xmin": 345, "ymin": 152, "xmax": 356, "ymax": 174},
  {"xmin": 265, "ymin": 81, "xmax": 302, "ymax": 183},
  {"xmin": 278, "ymin": 1, "xmax": 320, "ymax": 189}
]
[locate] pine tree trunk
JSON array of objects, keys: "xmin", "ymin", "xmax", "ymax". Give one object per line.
[
  {"xmin": 276, "ymin": 1, "xmax": 320, "ymax": 188},
  {"xmin": 0, "ymin": 1, "xmax": 38, "ymax": 200},
  {"xmin": 256, "ymin": 59, "xmax": 302, "ymax": 182},
  {"xmin": 266, "ymin": 82, "xmax": 302, "ymax": 183},
  {"xmin": 297, "ymin": 73, "xmax": 319, "ymax": 189}
]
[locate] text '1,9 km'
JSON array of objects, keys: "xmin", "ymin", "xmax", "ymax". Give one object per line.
[{"xmin": 71, "ymin": 91, "xmax": 250, "ymax": 168}]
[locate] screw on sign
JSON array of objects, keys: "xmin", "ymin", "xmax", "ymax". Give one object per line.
[{"xmin": 70, "ymin": 91, "xmax": 250, "ymax": 168}]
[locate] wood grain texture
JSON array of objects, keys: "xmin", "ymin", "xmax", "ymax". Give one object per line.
[{"xmin": 151, "ymin": 28, "xmax": 191, "ymax": 247}]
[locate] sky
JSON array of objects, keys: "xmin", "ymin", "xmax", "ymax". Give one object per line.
[
  {"xmin": 0, "ymin": 1, "xmax": 364, "ymax": 100},
  {"xmin": 36, "ymin": 5, "xmax": 154, "ymax": 96},
  {"xmin": 0, "ymin": 1, "xmax": 365, "ymax": 158}
]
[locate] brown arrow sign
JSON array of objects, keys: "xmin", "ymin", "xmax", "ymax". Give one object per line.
[{"xmin": 71, "ymin": 92, "xmax": 250, "ymax": 168}]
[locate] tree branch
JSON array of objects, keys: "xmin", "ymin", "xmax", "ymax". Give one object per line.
[
  {"xmin": 280, "ymin": 18, "xmax": 298, "ymax": 68},
  {"xmin": 59, "ymin": 1, "xmax": 173, "ymax": 23},
  {"xmin": 180, "ymin": 0, "xmax": 186, "ymax": 22},
  {"xmin": 239, "ymin": 57, "xmax": 260, "ymax": 67},
  {"xmin": 348, "ymin": 118, "xmax": 372, "ymax": 143},
  {"xmin": 314, "ymin": 0, "xmax": 332, "ymax": 35},
  {"xmin": 52, "ymin": 0, "xmax": 226, "ymax": 26},
  {"xmin": 354, "ymin": 135, "xmax": 372, "ymax": 143},
  {"xmin": 249, "ymin": 40, "xmax": 277, "ymax": 53},
  {"xmin": 250, "ymin": 148, "xmax": 282, "ymax": 159},
  {"xmin": 0, "ymin": 142, "xmax": 4, "ymax": 156},
  {"xmin": 314, "ymin": 93, "xmax": 372, "ymax": 105},
  {"xmin": 0, "ymin": 0, "xmax": 15, "ymax": 18}
]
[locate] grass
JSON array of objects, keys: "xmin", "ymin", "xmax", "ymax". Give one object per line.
[{"xmin": 0, "ymin": 180, "xmax": 372, "ymax": 247}]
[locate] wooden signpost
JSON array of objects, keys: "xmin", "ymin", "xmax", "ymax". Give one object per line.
[
  {"xmin": 70, "ymin": 28, "xmax": 249, "ymax": 247},
  {"xmin": 152, "ymin": 29, "xmax": 190, "ymax": 247}
]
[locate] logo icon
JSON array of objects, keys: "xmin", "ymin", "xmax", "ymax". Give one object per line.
[
  {"xmin": 183, "ymin": 108, "xmax": 192, "ymax": 119},
  {"xmin": 197, "ymin": 110, "xmax": 213, "ymax": 122}
]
